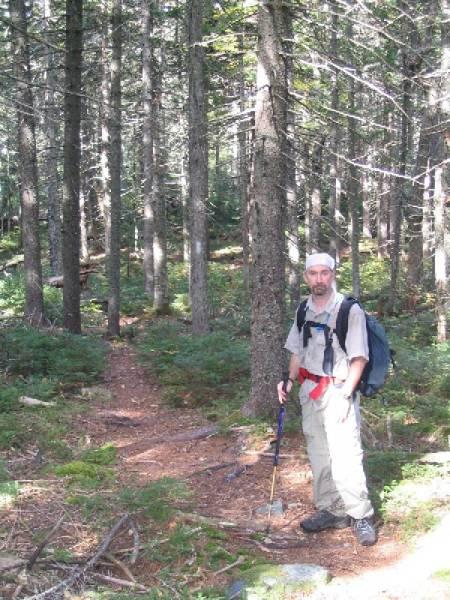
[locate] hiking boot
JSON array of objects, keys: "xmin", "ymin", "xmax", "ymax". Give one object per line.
[
  {"xmin": 300, "ymin": 509, "xmax": 351, "ymax": 532},
  {"xmin": 353, "ymin": 518, "xmax": 377, "ymax": 546}
]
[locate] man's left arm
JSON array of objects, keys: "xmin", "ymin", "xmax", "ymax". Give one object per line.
[
  {"xmin": 341, "ymin": 356, "xmax": 367, "ymax": 398},
  {"xmin": 335, "ymin": 305, "xmax": 369, "ymax": 421}
]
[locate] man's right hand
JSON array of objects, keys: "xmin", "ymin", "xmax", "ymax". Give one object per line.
[{"xmin": 277, "ymin": 378, "xmax": 293, "ymax": 404}]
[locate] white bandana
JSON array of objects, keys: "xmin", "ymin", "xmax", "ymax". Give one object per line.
[{"xmin": 305, "ymin": 252, "xmax": 335, "ymax": 271}]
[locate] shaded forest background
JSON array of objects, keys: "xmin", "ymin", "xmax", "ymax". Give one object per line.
[
  {"xmin": 1, "ymin": 0, "xmax": 449, "ymax": 415},
  {"xmin": 0, "ymin": 1, "xmax": 450, "ymax": 597}
]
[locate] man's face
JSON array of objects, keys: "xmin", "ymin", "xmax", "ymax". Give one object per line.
[{"xmin": 303, "ymin": 266, "xmax": 335, "ymax": 297}]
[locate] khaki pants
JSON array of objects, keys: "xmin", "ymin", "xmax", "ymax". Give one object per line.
[{"xmin": 300, "ymin": 380, "xmax": 374, "ymax": 520}]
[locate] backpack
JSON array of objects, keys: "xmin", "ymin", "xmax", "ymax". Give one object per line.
[{"xmin": 296, "ymin": 296, "xmax": 394, "ymax": 397}]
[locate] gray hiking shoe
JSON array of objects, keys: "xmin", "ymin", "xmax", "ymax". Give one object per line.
[
  {"xmin": 300, "ymin": 509, "xmax": 351, "ymax": 532},
  {"xmin": 353, "ymin": 518, "xmax": 377, "ymax": 546}
]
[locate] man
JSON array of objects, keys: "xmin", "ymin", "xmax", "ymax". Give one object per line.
[{"xmin": 277, "ymin": 252, "xmax": 377, "ymax": 546}]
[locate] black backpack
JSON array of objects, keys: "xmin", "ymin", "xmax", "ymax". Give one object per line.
[{"xmin": 296, "ymin": 296, "xmax": 394, "ymax": 397}]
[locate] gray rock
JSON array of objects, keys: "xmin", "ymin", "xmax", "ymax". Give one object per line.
[
  {"xmin": 254, "ymin": 499, "xmax": 284, "ymax": 516},
  {"xmin": 228, "ymin": 563, "xmax": 330, "ymax": 599}
]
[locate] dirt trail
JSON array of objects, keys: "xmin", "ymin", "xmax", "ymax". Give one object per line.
[{"xmin": 88, "ymin": 343, "xmax": 449, "ymax": 598}]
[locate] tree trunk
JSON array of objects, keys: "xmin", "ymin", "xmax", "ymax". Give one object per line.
[
  {"xmin": 42, "ymin": 0, "xmax": 61, "ymax": 276},
  {"xmin": 387, "ymin": 4, "xmax": 416, "ymax": 315},
  {"xmin": 328, "ymin": 0, "xmax": 342, "ymax": 263},
  {"xmin": 188, "ymin": 0, "xmax": 210, "ymax": 334},
  {"xmin": 283, "ymin": 11, "xmax": 300, "ymax": 311},
  {"xmin": 62, "ymin": 0, "xmax": 83, "ymax": 333},
  {"xmin": 153, "ymin": 18, "xmax": 169, "ymax": 313},
  {"xmin": 181, "ymin": 156, "xmax": 190, "ymax": 264},
  {"xmin": 309, "ymin": 140, "xmax": 323, "ymax": 253},
  {"xmin": 107, "ymin": 0, "xmax": 122, "ymax": 337},
  {"xmin": 246, "ymin": 0, "xmax": 287, "ymax": 417},
  {"xmin": 99, "ymin": 1, "xmax": 111, "ymax": 256},
  {"xmin": 238, "ymin": 35, "xmax": 250, "ymax": 293},
  {"xmin": 10, "ymin": 0, "xmax": 45, "ymax": 326},
  {"xmin": 377, "ymin": 103, "xmax": 391, "ymax": 258},
  {"xmin": 142, "ymin": 0, "xmax": 154, "ymax": 299},
  {"xmin": 435, "ymin": 0, "xmax": 449, "ymax": 342},
  {"xmin": 347, "ymin": 65, "xmax": 361, "ymax": 298}
]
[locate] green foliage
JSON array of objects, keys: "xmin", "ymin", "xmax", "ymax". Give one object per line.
[
  {"xmin": 0, "ymin": 326, "xmax": 106, "ymax": 450},
  {"xmin": 0, "ymin": 458, "xmax": 10, "ymax": 481},
  {"xmin": 119, "ymin": 478, "xmax": 191, "ymax": 522},
  {"xmin": 0, "ymin": 480, "xmax": 20, "ymax": 508},
  {"xmin": 0, "ymin": 231, "xmax": 21, "ymax": 261},
  {"xmin": 80, "ymin": 443, "xmax": 117, "ymax": 465},
  {"xmin": 432, "ymin": 570, "xmax": 450, "ymax": 584},
  {"xmin": 87, "ymin": 590, "xmax": 227, "ymax": 600},
  {"xmin": 337, "ymin": 256, "xmax": 391, "ymax": 303},
  {"xmin": 0, "ymin": 326, "xmax": 106, "ymax": 386},
  {"xmin": 0, "ymin": 270, "xmax": 25, "ymax": 316},
  {"xmin": 54, "ymin": 460, "xmax": 115, "ymax": 488},
  {"xmin": 137, "ymin": 319, "xmax": 249, "ymax": 411},
  {"xmin": 367, "ymin": 449, "xmax": 447, "ymax": 540},
  {"xmin": 0, "ymin": 376, "xmax": 58, "ymax": 410}
]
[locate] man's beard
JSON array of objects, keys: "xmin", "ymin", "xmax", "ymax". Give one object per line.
[{"xmin": 312, "ymin": 284, "xmax": 329, "ymax": 296}]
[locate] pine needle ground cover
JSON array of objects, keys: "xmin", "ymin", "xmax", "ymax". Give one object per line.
[{"xmin": 0, "ymin": 253, "xmax": 449, "ymax": 597}]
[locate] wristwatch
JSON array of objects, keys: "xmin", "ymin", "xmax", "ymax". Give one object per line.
[{"xmin": 342, "ymin": 391, "xmax": 353, "ymax": 401}]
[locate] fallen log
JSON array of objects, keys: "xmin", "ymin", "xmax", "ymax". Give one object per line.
[{"xmin": 47, "ymin": 268, "xmax": 97, "ymax": 289}]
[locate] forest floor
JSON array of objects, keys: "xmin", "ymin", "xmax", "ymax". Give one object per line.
[
  {"xmin": 84, "ymin": 343, "xmax": 450, "ymax": 598},
  {"xmin": 2, "ymin": 341, "xmax": 449, "ymax": 599}
]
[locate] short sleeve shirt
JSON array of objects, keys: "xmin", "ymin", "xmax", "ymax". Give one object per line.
[{"xmin": 284, "ymin": 291, "xmax": 369, "ymax": 381}]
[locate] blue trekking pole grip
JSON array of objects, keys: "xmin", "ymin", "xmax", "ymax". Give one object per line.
[
  {"xmin": 274, "ymin": 371, "xmax": 288, "ymax": 466},
  {"xmin": 273, "ymin": 406, "xmax": 285, "ymax": 466}
]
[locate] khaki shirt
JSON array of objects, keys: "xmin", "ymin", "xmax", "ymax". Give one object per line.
[{"xmin": 284, "ymin": 291, "xmax": 369, "ymax": 381}]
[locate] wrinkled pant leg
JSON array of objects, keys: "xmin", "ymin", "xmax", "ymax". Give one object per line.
[
  {"xmin": 301, "ymin": 395, "xmax": 346, "ymax": 517},
  {"xmin": 323, "ymin": 396, "xmax": 374, "ymax": 520}
]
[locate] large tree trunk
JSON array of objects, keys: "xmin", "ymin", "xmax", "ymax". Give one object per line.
[
  {"xmin": 42, "ymin": 0, "xmax": 61, "ymax": 276},
  {"xmin": 10, "ymin": 0, "xmax": 45, "ymax": 326},
  {"xmin": 142, "ymin": 0, "xmax": 154, "ymax": 299},
  {"xmin": 107, "ymin": 0, "xmax": 122, "ymax": 336},
  {"xmin": 62, "ymin": 0, "xmax": 83, "ymax": 333},
  {"xmin": 246, "ymin": 0, "xmax": 287, "ymax": 417},
  {"xmin": 188, "ymin": 0, "xmax": 210, "ymax": 334}
]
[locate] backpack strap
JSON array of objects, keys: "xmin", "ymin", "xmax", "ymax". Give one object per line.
[
  {"xmin": 296, "ymin": 299, "xmax": 308, "ymax": 333},
  {"xmin": 334, "ymin": 296, "xmax": 360, "ymax": 353}
]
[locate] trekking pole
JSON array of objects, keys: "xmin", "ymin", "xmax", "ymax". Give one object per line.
[{"xmin": 266, "ymin": 372, "xmax": 288, "ymax": 534}]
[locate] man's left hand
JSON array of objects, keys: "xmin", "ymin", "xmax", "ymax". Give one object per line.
[{"xmin": 334, "ymin": 390, "xmax": 352, "ymax": 422}]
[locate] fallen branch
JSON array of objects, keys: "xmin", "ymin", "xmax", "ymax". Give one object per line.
[
  {"xmin": 90, "ymin": 572, "xmax": 148, "ymax": 591},
  {"xmin": 213, "ymin": 555, "xmax": 245, "ymax": 576},
  {"xmin": 242, "ymin": 450, "xmax": 296, "ymax": 459},
  {"xmin": 104, "ymin": 552, "xmax": 136, "ymax": 583},
  {"xmin": 128, "ymin": 517, "xmax": 140, "ymax": 565},
  {"xmin": 124, "ymin": 425, "xmax": 219, "ymax": 454},
  {"xmin": 19, "ymin": 396, "xmax": 56, "ymax": 408},
  {"xmin": 0, "ymin": 559, "xmax": 27, "ymax": 574},
  {"xmin": 23, "ymin": 513, "xmax": 131, "ymax": 600},
  {"xmin": 177, "ymin": 511, "xmax": 239, "ymax": 530},
  {"xmin": 27, "ymin": 516, "xmax": 65, "ymax": 571},
  {"xmin": 187, "ymin": 461, "xmax": 237, "ymax": 478}
]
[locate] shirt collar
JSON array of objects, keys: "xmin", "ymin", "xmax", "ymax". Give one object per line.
[{"xmin": 306, "ymin": 290, "xmax": 343, "ymax": 317}]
